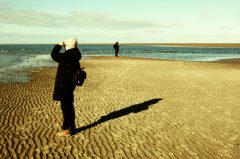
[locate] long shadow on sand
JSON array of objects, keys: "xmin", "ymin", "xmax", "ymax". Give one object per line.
[{"xmin": 74, "ymin": 98, "xmax": 162, "ymax": 135}]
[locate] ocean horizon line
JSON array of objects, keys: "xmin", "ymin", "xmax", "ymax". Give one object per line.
[{"xmin": 1, "ymin": 43, "xmax": 240, "ymax": 48}]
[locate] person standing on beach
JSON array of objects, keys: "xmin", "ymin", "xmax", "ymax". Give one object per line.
[
  {"xmin": 51, "ymin": 38, "xmax": 81, "ymax": 136},
  {"xmin": 113, "ymin": 41, "xmax": 120, "ymax": 57}
]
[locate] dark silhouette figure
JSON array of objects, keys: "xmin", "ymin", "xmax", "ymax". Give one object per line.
[
  {"xmin": 113, "ymin": 41, "xmax": 120, "ymax": 57},
  {"xmin": 74, "ymin": 98, "xmax": 162, "ymax": 134}
]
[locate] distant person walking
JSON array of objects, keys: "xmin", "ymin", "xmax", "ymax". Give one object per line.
[
  {"xmin": 51, "ymin": 38, "xmax": 81, "ymax": 136},
  {"xmin": 113, "ymin": 41, "xmax": 120, "ymax": 57}
]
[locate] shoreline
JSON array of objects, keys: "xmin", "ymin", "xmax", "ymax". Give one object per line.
[
  {"xmin": 86, "ymin": 56, "xmax": 240, "ymax": 66},
  {"xmin": 1, "ymin": 56, "xmax": 240, "ymax": 84}
]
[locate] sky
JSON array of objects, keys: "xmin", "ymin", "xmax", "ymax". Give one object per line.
[{"xmin": 0, "ymin": 0, "xmax": 240, "ymax": 44}]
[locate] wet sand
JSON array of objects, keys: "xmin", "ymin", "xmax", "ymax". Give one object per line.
[{"xmin": 0, "ymin": 56, "xmax": 240, "ymax": 159}]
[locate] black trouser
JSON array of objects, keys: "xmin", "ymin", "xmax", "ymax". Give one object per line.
[
  {"xmin": 115, "ymin": 50, "xmax": 119, "ymax": 57},
  {"xmin": 60, "ymin": 99, "xmax": 75, "ymax": 132}
]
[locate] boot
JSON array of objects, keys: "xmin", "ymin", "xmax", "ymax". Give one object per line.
[{"xmin": 56, "ymin": 129, "xmax": 71, "ymax": 137}]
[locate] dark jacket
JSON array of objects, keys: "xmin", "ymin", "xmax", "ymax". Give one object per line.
[
  {"xmin": 113, "ymin": 43, "xmax": 119, "ymax": 51},
  {"xmin": 51, "ymin": 45, "xmax": 81, "ymax": 102}
]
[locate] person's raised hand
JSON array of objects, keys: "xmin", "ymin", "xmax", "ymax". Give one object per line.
[{"xmin": 58, "ymin": 42, "xmax": 65, "ymax": 46}]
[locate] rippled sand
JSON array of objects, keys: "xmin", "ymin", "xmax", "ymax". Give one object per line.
[{"xmin": 1, "ymin": 57, "xmax": 240, "ymax": 159}]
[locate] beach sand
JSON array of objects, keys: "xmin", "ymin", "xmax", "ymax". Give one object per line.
[{"xmin": 0, "ymin": 56, "xmax": 240, "ymax": 159}]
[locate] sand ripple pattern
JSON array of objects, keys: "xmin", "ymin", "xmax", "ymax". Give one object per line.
[{"xmin": 1, "ymin": 57, "xmax": 240, "ymax": 159}]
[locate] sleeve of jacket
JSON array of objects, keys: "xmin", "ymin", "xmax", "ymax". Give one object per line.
[
  {"xmin": 76, "ymin": 49, "xmax": 82, "ymax": 61},
  {"xmin": 51, "ymin": 45, "xmax": 63, "ymax": 63}
]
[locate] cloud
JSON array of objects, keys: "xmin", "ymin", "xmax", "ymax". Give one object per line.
[
  {"xmin": 0, "ymin": 3, "xmax": 182, "ymax": 30},
  {"xmin": 71, "ymin": 11, "xmax": 182, "ymax": 29},
  {"xmin": 199, "ymin": 5, "xmax": 222, "ymax": 18},
  {"xmin": 0, "ymin": 3, "xmax": 66, "ymax": 27},
  {"xmin": 218, "ymin": 26, "xmax": 240, "ymax": 29}
]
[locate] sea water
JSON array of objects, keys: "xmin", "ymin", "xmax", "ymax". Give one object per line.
[{"xmin": 0, "ymin": 44, "xmax": 240, "ymax": 83}]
